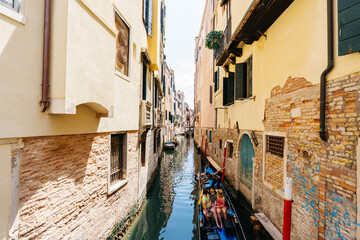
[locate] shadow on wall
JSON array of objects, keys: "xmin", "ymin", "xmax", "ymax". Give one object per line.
[{"xmin": 18, "ymin": 132, "xmax": 110, "ymax": 239}]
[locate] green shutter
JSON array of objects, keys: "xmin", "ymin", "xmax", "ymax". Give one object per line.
[
  {"xmin": 142, "ymin": 64, "xmax": 147, "ymax": 100},
  {"xmin": 338, "ymin": 1, "xmax": 360, "ymax": 56},
  {"xmin": 247, "ymin": 56, "xmax": 253, "ymax": 98},
  {"xmin": 235, "ymin": 63, "xmax": 247, "ymax": 99},
  {"xmin": 223, "ymin": 77, "xmax": 229, "ymax": 106},
  {"xmin": 228, "ymin": 72, "xmax": 235, "ymax": 105}
]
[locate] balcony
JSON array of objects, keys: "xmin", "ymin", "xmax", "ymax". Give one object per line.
[
  {"xmin": 154, "ymin": 109, "xmax": 162, "ymax": 127},
  {"xmin": 141, "ymin": 100, "xmax": 152, "ymax": 127},
  {"xmin": 214, "ymin": 18, "xmax": 232, "ymax": 63}
]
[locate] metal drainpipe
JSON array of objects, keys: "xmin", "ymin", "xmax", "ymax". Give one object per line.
[
  {"xmin": 40, "ymin": 0, "xmax": 51, "ymax": 112},
  {"xmin": 320, "ymin": 0, "xmax": 334, "ymax": 141}
]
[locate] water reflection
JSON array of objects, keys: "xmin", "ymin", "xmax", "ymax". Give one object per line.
[{"xmin": 125, "ymin": 137, "xmax": 200, "ymax": 240}]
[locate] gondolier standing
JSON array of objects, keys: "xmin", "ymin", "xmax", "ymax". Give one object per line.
[{"xmin": 199, "ymin": 168, "xmax": 225, "ymax": 188}]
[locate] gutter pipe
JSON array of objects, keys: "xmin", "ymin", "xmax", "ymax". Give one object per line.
[
  {"xmin": 40, "ymin": 0, "xmax": 51, "ymax": 112},
  {"xmin": 319, "ymin": 0, "xmax": 334, "ymax": 141}
]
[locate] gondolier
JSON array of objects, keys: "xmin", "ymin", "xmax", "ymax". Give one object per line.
[{"xmin": 199, "ymin": 168, "xmax": 225, "ymax": 188}]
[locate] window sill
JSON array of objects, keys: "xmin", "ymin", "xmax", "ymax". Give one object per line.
[
  {"xmin": 115, "ymin": 69, "xmax": 130, "ymax": 82},
  {"xmin": 235, "ymin": 96, "xmax": 256, "ymax": 103},
  {"xmin": 0, "ymin": 5, "xmax": 25, "ymax": 24},
  {"xmin": 108, "ymin": 179, "xmax": 128, "ymax": 195}
]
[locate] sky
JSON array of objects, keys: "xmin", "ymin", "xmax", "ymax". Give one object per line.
[{"xmin": 164, "ymin": 0, "xmax": 205, "ymax": 109}]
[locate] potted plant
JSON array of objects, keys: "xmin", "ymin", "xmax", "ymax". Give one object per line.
[{"xmin": 205, "ymin": 30, "xmax": 223, "ymax": 50}]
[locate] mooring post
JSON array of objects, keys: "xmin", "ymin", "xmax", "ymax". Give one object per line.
[
  {"xmin": 221, "ymin": 142, "xmax": 227, "ymax": 184},
  {"xmin": 283, "ymin": 177, "xmax": 292, "ymax": 240}
]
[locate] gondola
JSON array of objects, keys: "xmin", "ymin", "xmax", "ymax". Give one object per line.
[
  {"xmin": 197, "ymin": 168, "xmax": 247, "ymax": 240},
  {"xmin": 163, "ymin": 142, "xmax": 176, "ymax": 150}
]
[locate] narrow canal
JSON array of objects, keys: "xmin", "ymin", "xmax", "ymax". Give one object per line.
[{"xmin": 123, "ymin": 137, "xmax": 271, "ymax": 240}]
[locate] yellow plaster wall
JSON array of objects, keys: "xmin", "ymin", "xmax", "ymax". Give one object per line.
[
  {"xmin": 0, "ymin": 0, "xmax": 157, "ymax": 138},
  {"xmin": 216, "ymin": 0, "xmax": 360, "ymax": 131},
  {"xmin": 0, "ymin": 144, "xmax": 11, "ymax": 240}
]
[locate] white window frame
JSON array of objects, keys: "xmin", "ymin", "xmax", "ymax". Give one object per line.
[
  {"xmin": 108, "ymin": 133, "xmax": 128, "ymax": 195},
  {"xmin": 262, "ymin": 132, "xmax": 288, "ymax": 197},
  {"xmin": 0, "ymin": 0, "xmax": 25, "ymax": 24}
]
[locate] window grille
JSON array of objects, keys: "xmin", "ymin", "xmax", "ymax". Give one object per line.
[
  {"xmin": 266, "ymin": 135, "xmax": 284, "ymax": 157},
  {"xmin": 110, "ymin": 134, "xmax": 127, "ymax": 186}
]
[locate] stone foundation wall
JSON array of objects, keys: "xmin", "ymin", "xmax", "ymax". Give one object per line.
[{"xmin": 17, "ymin": 131, "xmax": 140, "ymax": 239}]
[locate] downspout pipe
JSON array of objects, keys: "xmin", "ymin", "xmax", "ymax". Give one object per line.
[
  {"xmin": 319, "ymin": 0, "xmax": 334, "ymax": 141},
  {"xmin": 40, "ymin": 0, "xmax": 51, "ymax": 112}
]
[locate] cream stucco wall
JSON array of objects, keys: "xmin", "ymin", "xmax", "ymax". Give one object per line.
[
  {"xmin": 0, "ymin": 144, "xmax": 11, "ymax": 240},
  {"xmin": 0, "ymin": 0, "xmax": 161, "ymax": 138},
  {"xmin": 215, "ymin": 0, "xmax": 360, "ymax": 131}
]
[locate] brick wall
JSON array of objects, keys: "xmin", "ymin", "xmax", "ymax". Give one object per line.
[
  {"xmin": 264, "ymin": 153, "xmax": 283, "ymax": 190},
  {"xmin": 17, "ymin": 132, "xmax": 140, "ymax": 239}
]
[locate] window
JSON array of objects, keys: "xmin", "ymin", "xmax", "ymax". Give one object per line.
[
  {"xmin": 141, "ymin": 140, "xmax": 146, "ymax": 166},
  {"xmin": 142, "ymin": 64, "xmax": 147, "ymax": 100},
  {"xmin": 214, "ymin": 70, "xmax": 219, "ymax": 92},
  {"xmin": 220, "ymin": 139, "xmax": 222, "ymax": 149},
  {"xmin": 0, "ymin": 0, "xmax": 18, "ymax": 11},
  {"xmin": 143, "ymin": 0, "xmax": 153, "ymax": 36},
  {"xmin": 227, "ymin": 142, "xmax": 233, "ymax": 158},
  {"xmin": 110, "ymin": 134, "xmax": 127, "ymax": 187},
  {"xmin": 266, "ymin": 135, "xmax": 284, "ymax": 157},
  {"xmin": 154, "ymin": 84, "xmax": 158, "ymax": 108},
  {"xmin": 209, "ymin": 130, "xmax": 212, "ymax": 143},
  {"xmin": 338, "ymin": 0, "xmax": 360, "ymax": 56},
  {"xmin": 235, "ymin": 56, "xmax": 252, "ymax": 100},
  {"xmin": 166, "ymin": 110, "xmax": 168, "ymax": 120},
  {"xmin": 210, "ymin": 85, "xmax": 213, "ymax": 104},
  {"xmin": 223, "ymin": 72, "xmax": 234, "ymax": 106},
  {"xmin": 154, "ymin": 132, "xmax": 157, "ymax": 153},
  {"xmin": 115, "ymin": 13, "xmax": 130, "ymax": 76}
]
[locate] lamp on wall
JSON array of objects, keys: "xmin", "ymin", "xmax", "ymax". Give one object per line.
[{"xmin": 251, "ymin": 131, "xmax": 259, "ymax": 146}]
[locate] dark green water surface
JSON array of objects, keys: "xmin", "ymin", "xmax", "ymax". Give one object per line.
[{"xmin": 124, "ymin": 137, "xmax": 270, "ymax": 240}]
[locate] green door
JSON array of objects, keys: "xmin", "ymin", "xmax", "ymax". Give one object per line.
[{"xmin": 240, "ymin": 134, "xmax": 255, "ymax": 190}]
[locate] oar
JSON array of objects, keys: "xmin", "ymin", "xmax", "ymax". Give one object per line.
[{"xmin": 221, "ymin": 142, "xmax": 227, "ymax": 184}]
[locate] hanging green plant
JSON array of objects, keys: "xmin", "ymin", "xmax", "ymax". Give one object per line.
[{"xmin": 205, "ymin": 30, "xmax": 223, "ymax": 50}]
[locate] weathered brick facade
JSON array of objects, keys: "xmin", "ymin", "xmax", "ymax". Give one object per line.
[
  {"xmin": 204, "ymin": 73, "xmax": 360, "ymax": 240},
  {"xmin": 11, "ymin": 131, "xmax": 151, "ymax": 239}
]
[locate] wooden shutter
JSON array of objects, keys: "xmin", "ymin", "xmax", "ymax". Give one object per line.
[
  {"xmin": 147, "ymin": 0, "xmax": 153, "ymax": 37},
  {"xmin": 210, "ymin": 85, "xmax": 213, "ymax": 104},
  {"xmin": 223, "ymin": 77, "xmax": 229, "ymax": 106},
  {"xmin": 143, "ymin": 0, "xmax": 148, "ymax": 25},
  {"xmin": 228, "ymin": 72, "xmax": 235, "ymax": 105},
  {"xmin": 142, "ymin": 64, "xmax": 147, "ymax": 100},
  {"xmin": 214, "ymin": 71, "xmax": 218, "ymax": 91},
  {"xmin": 247, "ymin": 56, "xmax": 253, "ymax": 98},
  {"xmin": 338, "ymin": 0, "xmax": 360, "ymax": 55},
  {"xmin": 235, "ymin": 63, "xmax": 247, "ymax": 99},
  {"xmin": 155, "ymin": 84, "xmax": 158, "ymax": 107}
]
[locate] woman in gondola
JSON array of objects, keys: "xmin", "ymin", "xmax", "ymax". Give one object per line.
[{"xmin": 215, "ymin": 189, "xmax": 227, "ymax": 230}]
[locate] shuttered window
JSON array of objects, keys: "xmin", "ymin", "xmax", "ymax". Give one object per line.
[
  {"xmin": 228, "ymin": 72, "xmax": 235, "ymax": 105},
  {"xmin": 115, "ymin": 13, "xmax": 130, "ymax": 76},
  {"xmin": 110, "ymin": 134, "xmax": 127, "ymax": 186},
  {"xmin": 223, "ymin": 77, "xmax": 229, "ymax": 106},
  {"xmin": 338, "ymin": 0, "xmax": 360, "ymax": 55},
  {"xmin": 235, "ymin": 56, "xmax": 253, "ymax": 99},
  {"xmin": 210, "ymin": 85, "xmax": 213, "ymax": 104},
  {"xmin": 236, "ymin": 63, "xmax": 246, "ymax": 99},
  {"xmin": 142, "ymin": 64, "xmax": 147, "ymax": 100},
  {"xmin": 143, "ymin": 0, "xmax": 153, "ymax": 36},
  {"xmin": 154, "ymin": 84, "xmax": 158, "ymax": 108},
  {"xmin": 214, "ymin": 71, "xmax": 219, "ymax": 92}
]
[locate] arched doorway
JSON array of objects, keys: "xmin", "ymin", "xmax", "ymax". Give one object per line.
[{"xmin": 240, "ymin": 134, "xmax": 255, "ymax": 190}]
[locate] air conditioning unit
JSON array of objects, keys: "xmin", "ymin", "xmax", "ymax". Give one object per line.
[{"xmin": 141, "ymin": 100, "xmax": 152, "ymax": 127}]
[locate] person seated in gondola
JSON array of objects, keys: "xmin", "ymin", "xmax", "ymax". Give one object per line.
[
  {"xmin": 215, "ymin": 189, "xmax": 227, "ymax": 230},
  {"xmin": 201, "ymin": 188, "xmax": 212, "ymax": 221},
  {"xmin": 209, "ymin": 187, "xmax": 221, "ymax": 229},
  {"xmin": 199, "ymin": 168, "xmax": 225, "ymax": 188}
]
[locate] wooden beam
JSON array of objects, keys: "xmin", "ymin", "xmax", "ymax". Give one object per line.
[{"xmin": 254, "ymin": 213, "xmax": 282, "ymax": 240}]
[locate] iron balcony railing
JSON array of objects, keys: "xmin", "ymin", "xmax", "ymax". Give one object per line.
[{"xmin": 214, "ymin": 18, "xmax": 232, "ymax": 61}]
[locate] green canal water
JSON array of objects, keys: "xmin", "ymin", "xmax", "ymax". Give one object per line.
[{"xmin": 124, "ymin": 137, "xmax": 271, "ymax": 240}]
